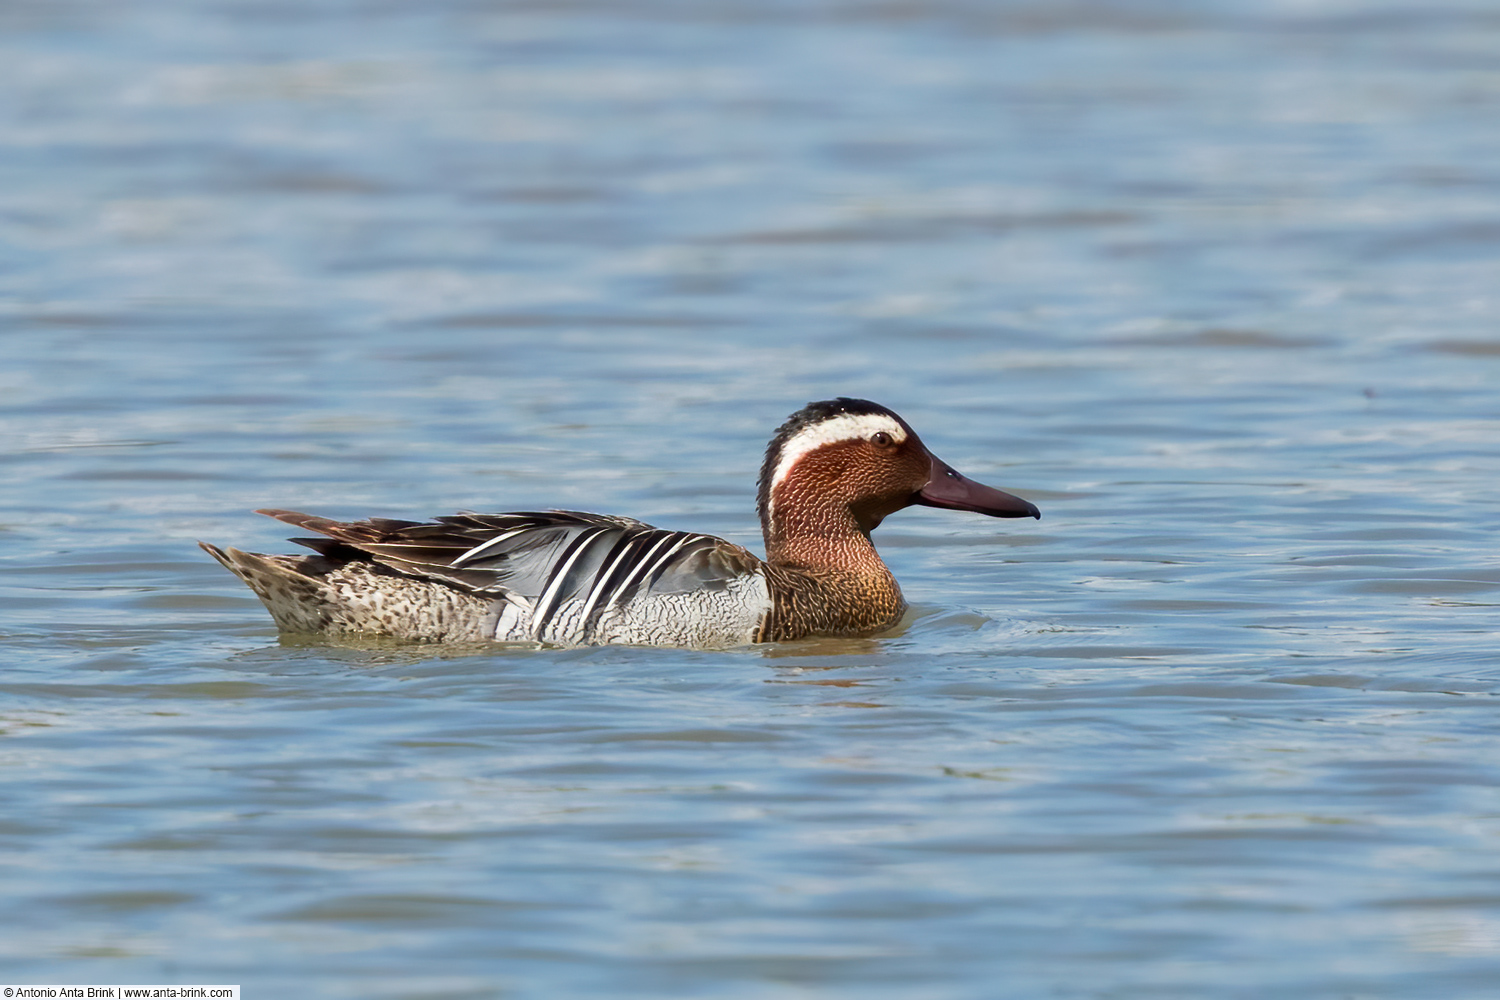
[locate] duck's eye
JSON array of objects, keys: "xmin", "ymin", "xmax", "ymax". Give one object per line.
[{"xmin": 871, "ymin": 431, "xmax": 893, "ymax": 447}]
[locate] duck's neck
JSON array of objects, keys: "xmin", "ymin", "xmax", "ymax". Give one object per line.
[
  {"xmin": 762, "ymin": 499, "xmax": 892, "ymax": 580},
  {"xmin": 758, "ymin": 501, "xmax": 905, "ymax": 640}
]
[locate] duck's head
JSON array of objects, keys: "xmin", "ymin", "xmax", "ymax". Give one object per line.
[{"xmin": 756, "ymin": 397, "xmax": 1039, "ymax": 544}]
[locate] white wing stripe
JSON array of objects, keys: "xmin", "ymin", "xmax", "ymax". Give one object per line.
[
  {"xmin": 529, "ymin": 527, "xmax": 612, "ymax": 639},
  {"xmin": 603, "ymin": 533, "xmax": 682, "ymax": 602},
  {"xmin": 451, "ymin": 525, "xmax": 535, "ymax": 567},
  {"xmin": 580, "ymin": 533, "xmax": 678, "ymax": 622},
  {"xmin": 610, "ymin": 534, "xmax": 695, "ymax": 606},
  {"xmin": 575, "ymin": 532, "xmax": 661, "ymax": 630}
]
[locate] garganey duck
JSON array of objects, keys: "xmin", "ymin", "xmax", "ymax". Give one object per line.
[{"xmin": 202, "ymin": 398, "xmax": 1039, "ymax": 647}]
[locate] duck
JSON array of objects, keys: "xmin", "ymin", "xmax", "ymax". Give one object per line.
[{"xmin": 201, "ymin": 397, "xmax": 1039, "ymax": 648}]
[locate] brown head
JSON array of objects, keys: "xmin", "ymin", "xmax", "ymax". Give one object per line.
[{"xmin": 755, "ymin": 398, "xmax": 1039, "ymax": 568}]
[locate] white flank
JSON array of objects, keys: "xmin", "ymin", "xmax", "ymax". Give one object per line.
[{"xmin": 767, "ymin": 412, "xmax": 907, "ymax": 517}]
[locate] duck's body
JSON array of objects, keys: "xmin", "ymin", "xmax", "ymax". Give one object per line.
[{"xmin": 203, "ymin": 398, "xmax": 1039, "ymax": 648}]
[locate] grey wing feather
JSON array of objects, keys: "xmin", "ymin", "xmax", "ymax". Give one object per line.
[
  {"xmin": 643, "ymin": 537, "xmax": 764, "ymax": 594},
  {"xmin": 258, "ymin": 509, "xmax": 762, "ymax": 637}
]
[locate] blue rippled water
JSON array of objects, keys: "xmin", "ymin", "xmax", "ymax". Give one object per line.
[{"xmin": 3, "ymin": 1, "xmax": 1500, "ymax": 997}]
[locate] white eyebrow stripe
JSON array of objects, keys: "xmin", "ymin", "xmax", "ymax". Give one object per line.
[{"xmin": 767, "ymin": 412, "xmax": 907, "ymax": 512}]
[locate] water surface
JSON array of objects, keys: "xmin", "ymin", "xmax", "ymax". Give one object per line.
[{"xmin": 3, "ymin": 1, "xmax": 1500, "ymax": 997}]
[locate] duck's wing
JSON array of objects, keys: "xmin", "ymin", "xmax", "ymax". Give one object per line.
[{"xmin": 256, "ymin": 509, "xmax": 763, "ymax": 623}]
